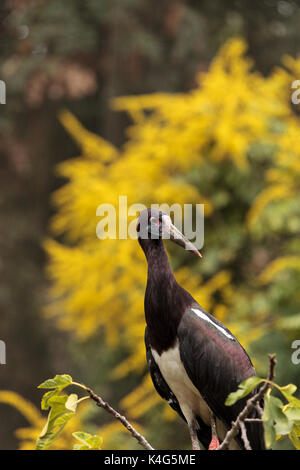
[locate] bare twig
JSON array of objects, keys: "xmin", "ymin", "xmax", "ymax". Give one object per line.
[
  {"xmin": 244, "ymin": 418, "xmax": 262, "ymax": 423},
  {"xmin": 255, "ymin": 403, "xmax": 264, "ymax": 418},
  {"xmin": 217, "ymin": 354, "xmax": 276, "ymax": 450},
  {"xmin": 239, "ymin": 421, "xmax": 251, "ymax": 450},
  {"xmin": 86, "ymin": 387, "xmax": 154, "ymax": 450}
]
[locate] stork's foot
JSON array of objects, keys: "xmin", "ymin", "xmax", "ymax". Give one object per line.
[
  {"xmin": 188, "ymin": 418, "xmax": 201, "ymax": 451},
  {"xmin": 208, "ymin": 411, "xmax": 219, "ymax": 450},
  {"xmin": 208, "ymin": 435, "xmax": 220, "ymax": 450}
]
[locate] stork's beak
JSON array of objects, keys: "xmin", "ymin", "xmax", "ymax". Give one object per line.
[{"xmin": 163, "ymin": 217, "xmax": 202, "ymax": 258}]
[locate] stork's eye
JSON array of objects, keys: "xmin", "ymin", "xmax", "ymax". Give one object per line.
[{"xmin": 150, "ymin": 216, "xmax": 162, "ymax": 226}]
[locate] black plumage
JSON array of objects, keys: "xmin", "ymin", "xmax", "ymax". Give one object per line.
[{"xmin": 138, "ymin": 208, "xmax": 265, "ymax": 450}]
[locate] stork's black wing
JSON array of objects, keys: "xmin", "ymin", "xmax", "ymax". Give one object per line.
[
  {"xmin": 145, "ymin": 326, "xmax": 212, "ymax": 448},
  {"xmin": 177, "ymin": 308, "xmax": 265, "ymax": 450}
]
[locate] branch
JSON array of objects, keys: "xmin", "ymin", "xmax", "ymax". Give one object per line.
[
  {"xmin": 217, "ymin": 354, "xmax": 276, "ymax": 450},
  {"xmin": 244, "ymin": 418, "xmax": 262, "ymax": 422},
  {"xmin": 86, "ymin": 386, "xmax": 154, "ymax": 451}
]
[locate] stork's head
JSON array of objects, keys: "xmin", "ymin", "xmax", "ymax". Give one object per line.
[{"xmin": 137, "ymin": 208, "xmax": 201, "ymax": 258}]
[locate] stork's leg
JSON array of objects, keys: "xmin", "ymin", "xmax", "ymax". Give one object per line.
[
  {"xmin": 208, "ymin": 411, "xmax": 220, "ymax": 450},
  {"xmin": 187, "ymin": 418, "xmax": 201, "ymax": 451}
]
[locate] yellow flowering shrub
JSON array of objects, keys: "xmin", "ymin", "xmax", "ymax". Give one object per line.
[{"xmin": 39, "ymin": 37, "xmax": 300, "ymax": 440}]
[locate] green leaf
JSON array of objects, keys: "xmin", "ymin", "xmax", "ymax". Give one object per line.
[
  {"xmin": 272, "ymin": 399, "xmax": 292, "ymax": 436},
  {"xmin": 39, "ymin": 375, "xmax": 74, "ymax": 412},
  {"xmin": 73, "ymin": 444, "xmax": 90, "ymax": 450},
  {"xmin": 72, "ymin": 431, "xmax": 92, "ymax": 444},
  {"xmin": 277, "ymin": 384, "xmax": 299, "ymax": 405},
  {"xmin": 38, "ymin": 374, "xmax": 73, "ymax": 390},
  {"xmin": 289, "ymin": 426, "xmax": 300, "ymax": 450},
  {"xmin": 262, "ymin": 394, "xmax": 292, "ymax": 448},
  {"xmin": 72, "ymin": 431, "xmax": 103, "ymax": 450},
  {"xmin": 279, "ymin": 383, "xmax": 297, "ymax": 396},
  {"xmin": 41, "ymin": 390, "xmax": 58, "ymax": 411},
  {"xmin": 284, "ymin": 406, "xmax": 300, "ymax": 422},
  {"xmin": 35, "ymin": 393, "xmax": 78, "ymax": 450},
  {"xmin": 225, "ymin": 376, "xmax": 263, "ymax": 406},
  {"xmin": 65, "ymin": 393, "xmax": 79, "ymax": 412},
  {"xmin": 262, "ymin": 394, "xmax": 277, "ymax": 448}
]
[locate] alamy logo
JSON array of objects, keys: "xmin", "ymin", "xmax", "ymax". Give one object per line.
[
  {"xmin": 96, "ymin": 197, "xmax": 205, "ymax": 250},
  {"xmin": 0, "ymin": 80, "xmax": 6, "ymax": 104},
  {"xmin": 291, "ymin": 80, "xmax": 300, "ymax": 105},
  {"xmin": 0, "ymin": 340, "xmax": 6, "ymax": 364},
  {"xmin": 291, "ymin": 340, "xmax": 300, "ymax": 365}
]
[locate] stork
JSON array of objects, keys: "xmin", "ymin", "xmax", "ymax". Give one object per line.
[{"xmin": 137, "ymin": 208, "xmax": 265, "ymax": 450}]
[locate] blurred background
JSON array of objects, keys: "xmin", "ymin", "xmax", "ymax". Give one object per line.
[{"xmin": 1, "ymin": 0, "xmax": 300, "ymax": 450}]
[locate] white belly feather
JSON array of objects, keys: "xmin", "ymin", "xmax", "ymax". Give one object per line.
[
  {"xmin": 151, "ymin": 340, "xmax": 240, "ymax": 450},
  {"xmin": 151, "ymin": 341, "xmax": 211, "ymax": 426}
]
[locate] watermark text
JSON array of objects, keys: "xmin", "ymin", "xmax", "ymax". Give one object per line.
[{"xmin": 96, "ymin": 197, "xmax": 205, "ymax": 250}]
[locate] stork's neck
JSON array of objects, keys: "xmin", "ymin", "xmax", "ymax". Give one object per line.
[
  {"xmin": 142, "ymin": 239, "xmax": 195, "ymax": 353},
  {"xmin": 146, "ymin": 240, "xmax": 174, "ymax": 283}
]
